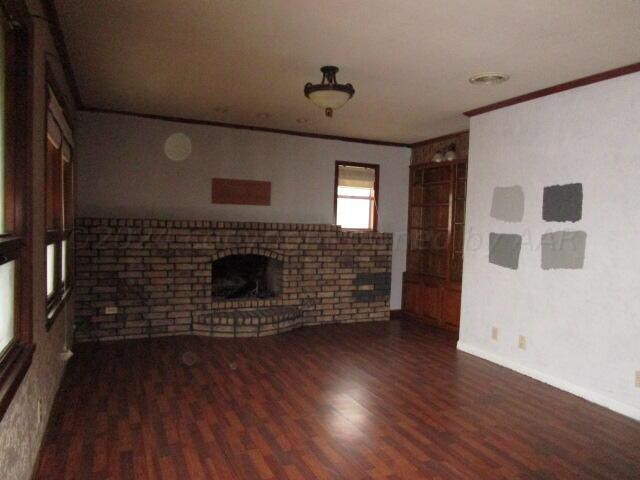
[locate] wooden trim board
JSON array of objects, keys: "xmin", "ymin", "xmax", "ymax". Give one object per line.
[
  {"xmin": 465, "ymin": 62, "xmax": 640, "ymax": 117},
  {"xmin": 83, "ymin": 107, "xmax": 410, "ymax": 148}
]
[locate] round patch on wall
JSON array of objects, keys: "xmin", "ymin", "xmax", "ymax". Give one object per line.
[{"xmin": 164, "ymin": 132, "xmax": 192, "ymax": 161}]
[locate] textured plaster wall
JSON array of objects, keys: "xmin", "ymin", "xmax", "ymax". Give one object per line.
[
  {"xmin": 0, "ymin": 307, "xmax": 71, "ymax": 479},
  {"xmin": 0, "ymin": 2, "xmax": 76, "ymax": 478},
  {"xmin": 490, "ymin": 185, "xmax": 524, "ymax": 223},
  {"xmin": 459, "ymin": 72, "xmax": 640, "ymax": 420}
]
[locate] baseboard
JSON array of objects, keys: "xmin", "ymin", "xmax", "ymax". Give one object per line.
[{"xmin": 457, "ymin": 341, "xmax": 640, "ymax": 422}]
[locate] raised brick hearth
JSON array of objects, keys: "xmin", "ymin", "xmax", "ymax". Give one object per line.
[
  {"xmin": 194, "ymin": 306, "xmax": 303, "ymax": 337},
  {"xmin": 74, "ymin": 218, "xmax": 393, "ymax": 341}
]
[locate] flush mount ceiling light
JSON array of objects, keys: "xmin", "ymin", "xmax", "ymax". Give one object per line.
[
  {"xmin": 304, "ymin": 66, "xmax": 355, "ymax": 118},
  {"xmin": 469, "ymin": 72, "xmax": 510, "ymax": 85}
]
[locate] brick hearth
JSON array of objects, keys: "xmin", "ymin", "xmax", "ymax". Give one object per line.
[
  {"xmin": 194, "ymin": 306, "xmax": 303, "ymax": 337},
  {"xmin": 74, "ymin": 218, "xmax": 393, "ymax": 341}
]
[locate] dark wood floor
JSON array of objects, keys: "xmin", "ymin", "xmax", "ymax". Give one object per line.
[{"xmin": 35, "ymin": 320, "xmax": 640, "ymax": 479}]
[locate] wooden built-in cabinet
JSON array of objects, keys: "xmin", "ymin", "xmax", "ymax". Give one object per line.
[{"xmin": 402, "ymin": 132, "xmax": 468, "ymax": 331}]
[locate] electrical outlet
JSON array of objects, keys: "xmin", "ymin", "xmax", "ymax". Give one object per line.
[
  {"xmin": 518, "ymin": 335, "xmax": 527, "ymax": 350},
  {"xmin": 105, "ymin": 306, "xmax": 118, "ymax": 315},
  {"xmin": 491, "ymin": 327, "xmax": 499, "ymax": 341},
  {"xmin": 635, "ymin": 371, "xmax": 640, "ymax": 388}
]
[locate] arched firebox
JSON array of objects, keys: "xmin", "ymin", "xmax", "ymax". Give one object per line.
[{"xmin": 211, "ymin": 254, "xmax": 282, "ymax": 300}]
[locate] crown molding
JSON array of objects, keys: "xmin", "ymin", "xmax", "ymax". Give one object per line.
[
  {"xmin": 465, "ymin": 62, "xmax": 640, "ymax": 117},
  {"xmin": 409, "ymin": 130, "xmax": 469, "ymax": 148},
  {"xmin": 81, "ymin": 107, "xmax": 412, "ymax": 148}
]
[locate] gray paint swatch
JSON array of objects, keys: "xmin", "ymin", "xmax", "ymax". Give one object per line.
[
  {"xmin": 489, "ymin": 233, "xmax": 522, "ymax": 270},
  {"xmin": 490, "ymin": 186, "xmax": 525, "ymax": 222},
  {"xmin": 543, "ymin": 183, "xmax": 583, "ymax": 222},
  {"xmin": 541, "ymin": 230, "xmax": 587, "ymax": 270}
]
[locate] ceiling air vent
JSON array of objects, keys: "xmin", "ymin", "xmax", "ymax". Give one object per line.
[{"xmin": 469, "ymin": 72, "xmax": 510, "ymax": 85}]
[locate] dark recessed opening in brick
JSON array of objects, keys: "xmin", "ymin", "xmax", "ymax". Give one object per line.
[{"xmin": 212, "ymin": 254, "xmax": 282, "ymax": 300}]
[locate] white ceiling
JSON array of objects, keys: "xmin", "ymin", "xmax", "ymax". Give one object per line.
[{"xmin": 55, "ymin": 0, "xmax": 640, "ymax": 144}]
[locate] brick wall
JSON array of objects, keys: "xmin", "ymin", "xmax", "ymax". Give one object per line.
[{"xmin": 74, "ymin": 217, "xmax": 393, "ymax": 342}]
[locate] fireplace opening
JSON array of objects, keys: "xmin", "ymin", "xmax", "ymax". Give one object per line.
[{"xmin": 212, "ymin": 254, "xmax": 282, "ymax": 300}]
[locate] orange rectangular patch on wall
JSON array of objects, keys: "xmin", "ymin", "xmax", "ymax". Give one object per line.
[{"xmin": 211, "ymin": 178, "xmax": 271, "ymax": 206}]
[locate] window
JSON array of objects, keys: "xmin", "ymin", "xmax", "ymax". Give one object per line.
[
  {"xmin": 334, "ymin": 162, "xmax": 379, "ymax": 231},
  {"xmin": 45, "ymin": 84, "xmax": 74, "ymax": 325},
  {"xmin": 0, "ymin": 7, "xmax": 34, "ymax": 421}
]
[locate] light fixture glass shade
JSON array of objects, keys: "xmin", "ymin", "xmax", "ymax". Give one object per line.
[
  {"xmin": 445, "ymin": 144, "xmax": 457, "ymax": 161},
  {"xmin": 304, "ymin": 66, "xmax": 355, "ymax": 117},
  {"xmin": 306, "ymin": 89, "xmax": 353, "ymax": 110}
]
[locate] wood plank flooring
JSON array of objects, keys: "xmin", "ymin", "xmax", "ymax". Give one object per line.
[{"xmin": 35, "ymin": 320, "xmax": 640, "ymax": 479}]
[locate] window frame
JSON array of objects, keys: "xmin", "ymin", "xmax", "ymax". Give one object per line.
[
  {"xmin": 44, "ymin": 68, "xmax": 74, "ymax": 328},
  {"xmin": 0, "ymin": 2, "xmax": 35, "ymax": 422},
  {"xmin": 334, "ymin": 161, "xmax": 380, "ymax": 232}
]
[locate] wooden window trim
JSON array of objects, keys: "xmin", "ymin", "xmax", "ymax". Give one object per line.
[
  {"xmin": 44, "ymin": 65, "xmax": 74, "ymax": 329},
  {"xmin": 0, "ymin": 2, "xmax": 35, "ymax": 422},
  {"xmin": 45, "ymin": 229, "xmax": 74, "ymax": 329},
  {"xmin": 334, "ymin": 161, "xmax": 380, "ymax": 232}
]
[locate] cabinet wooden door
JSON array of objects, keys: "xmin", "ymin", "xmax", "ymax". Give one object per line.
[
  {"xmin": 403, "ymin": 158, "xmax": 467, "ymax": 332},
  {"xmin": 402, "ymin": 281, "xmax": 419, "ymax": 317},
  {"xmin": 421, "ymin": 283, "xmax": 441, "ymax": 324},
  {"xmin": 441, "ymin": 287, "xmax": 461, "ymax": 329}
]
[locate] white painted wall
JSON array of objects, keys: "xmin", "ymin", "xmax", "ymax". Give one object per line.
[
  {"xmin": 75, "ymin": 111, "xmax": 411, "ymax": 308},
  {"xmin": 459, "ymin": 72, "xmax": 640, "ymax": 420}
]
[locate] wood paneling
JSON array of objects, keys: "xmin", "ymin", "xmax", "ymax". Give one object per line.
[
  {"xmin": 211, "ymin": 178, "xmax": 271, "ymax": 206},
  {"xmin": 34, "ymin": 320, "xmax": 640, "ymax": 479}
]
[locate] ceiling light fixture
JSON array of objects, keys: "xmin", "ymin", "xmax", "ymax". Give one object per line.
[
  {"xmin": 469, "ymin": 72, "xmax": 510, "ymax": 85},
  {"xmin": 304, "ymin": 66, "xmax": 355, "ymax": 118}
]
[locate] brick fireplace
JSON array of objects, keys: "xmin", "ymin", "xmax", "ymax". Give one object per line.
[
  {"xmin": 74, "ymin": 218, "xmax": 393, "ymax": 341},
  {"xmin": 211, "ymin": 253, "xmax": 282, "ymax": 300}
]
